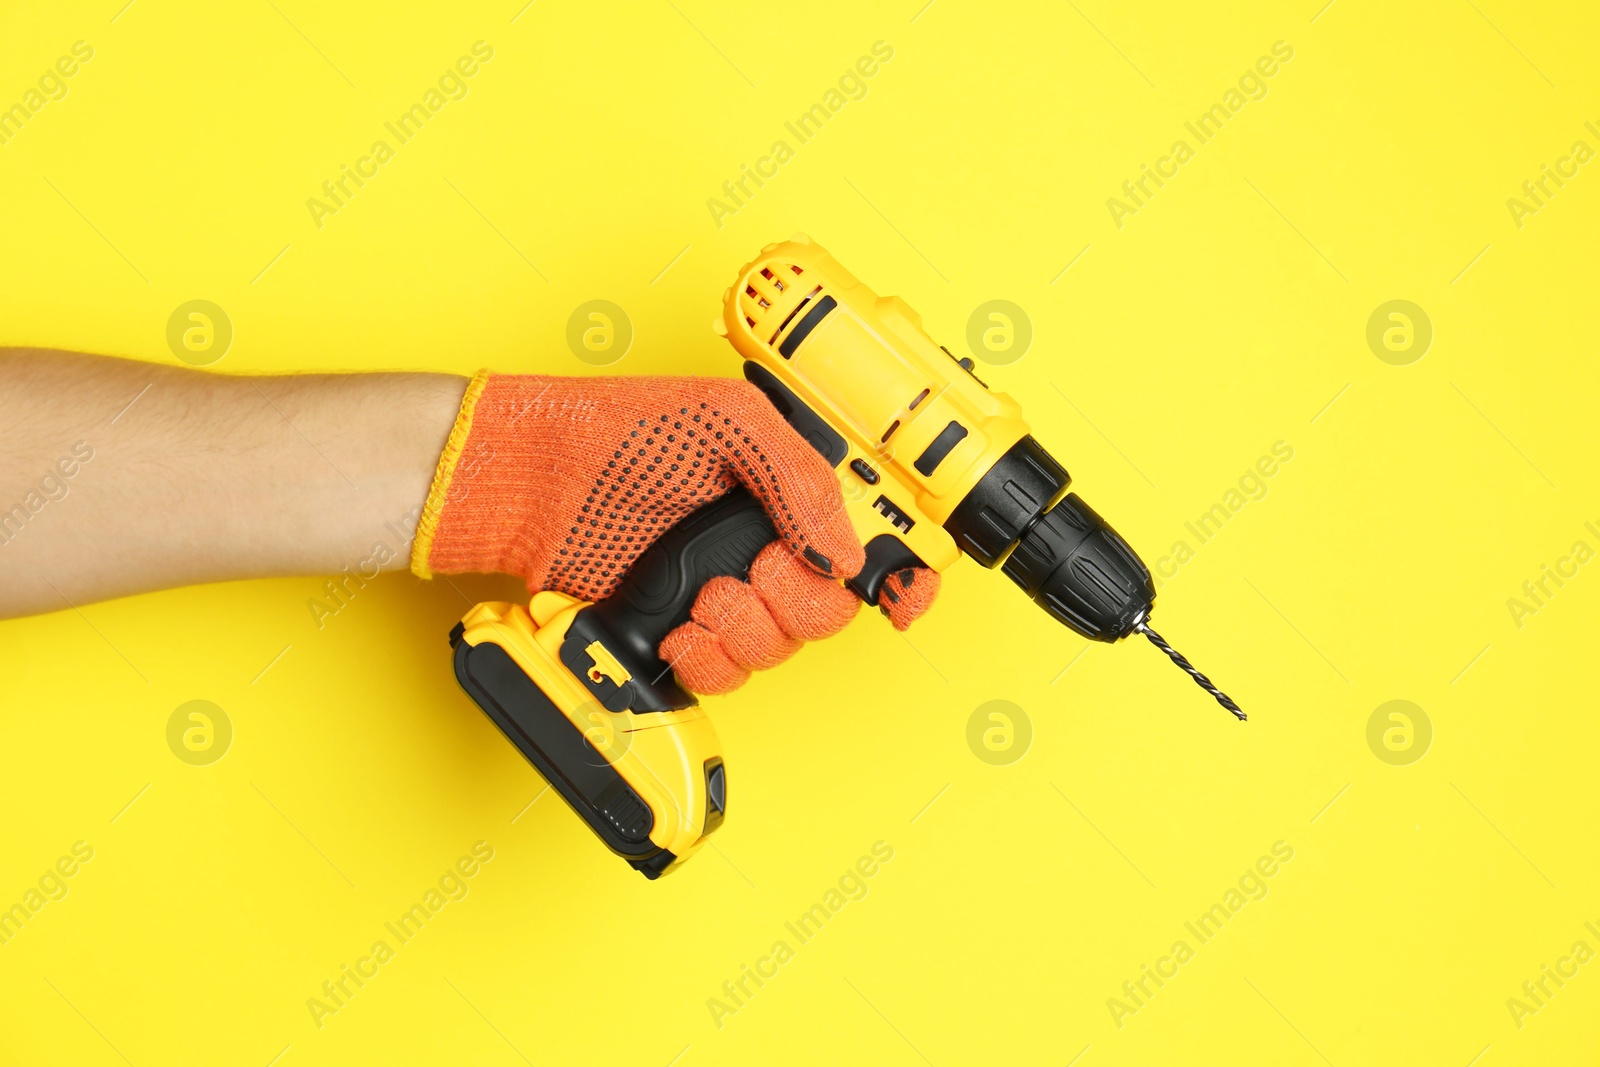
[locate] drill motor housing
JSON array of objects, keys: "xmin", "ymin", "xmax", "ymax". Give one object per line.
[{"xmin": 721, "ymin": 236, "xmax": 1155, "ymax": 639}]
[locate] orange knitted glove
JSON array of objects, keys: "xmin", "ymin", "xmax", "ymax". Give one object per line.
[{"xmin": 412, "ymin": 372, "xmax": 940, "ymax": 693}]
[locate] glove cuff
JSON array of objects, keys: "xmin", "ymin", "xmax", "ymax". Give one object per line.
[{"xmin": 411, "ymin": 369, "xmax": 492, "ymax": 579}]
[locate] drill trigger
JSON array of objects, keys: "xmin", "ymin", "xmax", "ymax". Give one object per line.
[{"xmin": 846, "ymin": 534, "xmax": 927, "ymax": 608}]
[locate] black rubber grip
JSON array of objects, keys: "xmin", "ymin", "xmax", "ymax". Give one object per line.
[
  {"xmin": 744, "ymin": 361, "xmax": 847, "ymax": 466},
  {"xmin": 779, "ymin": 294, "xmax": 837, "ymax": 357},
  {"xmin": 584, "ymin": 488, "xmax": 777, "ymax": 712},
  {"xmin": 913, "ymin": 420, "xmax": 969, "ymax": 476}
]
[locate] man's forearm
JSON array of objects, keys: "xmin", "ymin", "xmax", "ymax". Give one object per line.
[{"xmin": 0, "ymin": 350, "xmax": 466, "ymax": 619}]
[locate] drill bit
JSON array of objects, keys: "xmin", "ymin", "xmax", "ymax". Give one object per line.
[{"xmin": 1134, "ymin": 620, "xmax": 1246, "ymax": 721}]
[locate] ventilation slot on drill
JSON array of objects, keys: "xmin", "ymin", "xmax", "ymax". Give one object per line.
[
  {"xmin": 873, "ymin": 495, "xmax": 914, "ymax": 533},
  {"xmin": 740, "ymin": 263, "xmax": 814, "ymax": 340},
  {"xmin": 770, "ymin": 285, "xmax": 824, "ymax": 344}
]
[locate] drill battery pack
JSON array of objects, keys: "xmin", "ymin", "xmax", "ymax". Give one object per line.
[{"xmin": 450, "ymin": 490, "xmax": 768, "ymax": 878}]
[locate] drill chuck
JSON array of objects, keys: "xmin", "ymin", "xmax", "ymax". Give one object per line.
[
  {"xmin": 1001, "ymin": 493, "xmax": 1156, "ymax": 642},
  {"xmin": 938, "ymin": 434, "xmax": 1154, "ymax": 642},
  {"xmin": 941, "ymin": 433, "xmax": 1242, "ymax": 717}
]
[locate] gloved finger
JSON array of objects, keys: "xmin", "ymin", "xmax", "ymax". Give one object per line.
[
  {"xmin": 878, "ymin": 566, "xmax": 940, "ymax": 631},
  {"xmin": 709, "ymin": 380, "xmax": 866, "ymax": 582},
  {"xmin": 660, "ymin": 546, "xmax": 860, "ymax": 695},
  {"xmin": 748, "ymin": 542, "xmax": 859, "ymax": 641},
  {"xmin": 659, "ymin": 621, "xmax": 749, "ymax": 695},
  {"xmin": 690, "ymin": 575, "xmax": 802, "ymax": 670}
]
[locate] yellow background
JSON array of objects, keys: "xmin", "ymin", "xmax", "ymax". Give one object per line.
[{"xmin": 2, "ymin": 0, "xmax": 1597, "ymax": 1063}]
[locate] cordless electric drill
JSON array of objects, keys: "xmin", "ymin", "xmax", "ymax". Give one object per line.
[{"xmin": 448, "ymin": 236, "xmax": 1241, "ymax": 879}]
